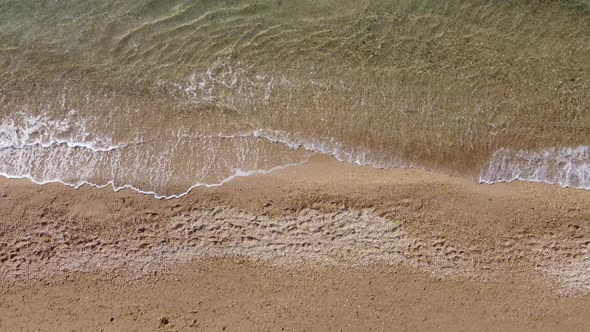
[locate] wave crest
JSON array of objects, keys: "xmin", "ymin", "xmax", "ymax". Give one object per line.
[
  {"xmin": 480, "ymin": 146, "xmax": 590, "ymax": 189},
  {"xmin": 0, "ymin": 112, "xmax": 127, "ymax": 152},
  {"xmin": 250, "ymin": 129, "xmax": 407, "ymax": 169}
]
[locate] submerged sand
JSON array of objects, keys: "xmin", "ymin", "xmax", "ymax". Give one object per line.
[{"xmin": 1, "ymin": 156, "xmax": 590, "ymax": 330}]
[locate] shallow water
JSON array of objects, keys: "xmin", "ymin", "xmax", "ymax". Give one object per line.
[{"xmin": 1, "ymin": 0, "xmax": 589, "ymax": 196}]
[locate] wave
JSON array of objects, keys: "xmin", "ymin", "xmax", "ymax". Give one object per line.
[
  {"xmin": 0, "ymin": 112, "xmax": 128, "ymax": 151},
  {"xmin": 0, "ymin": 161, "xmax": 307, "ymax": 200},
  {"xmin": 168, "ymin": 128, "xmax": 410, "ymax": 169},
  {"xmin": 0, "ymin": 140, "xmax": 131, "ymax": 153},
  {"xmin": 2, "ymin": 121, "xmax": 589, "ymax": 197},
  {"xmin": 0, "ymin": 113, "xmax": 317, "ymax": 198},
  {"xmin": 479, "ymin": 146, "xmax": 590, "ymax": 189},
  {"xmin": 0, "ymin": 122, "xmax": 405, "ymax": 198},
  {"xmin": 248, "ymin": 129, "xmax": 409, "ymax": 169},
  {"xmin": 6, "ymin": 110, "xmax": 589, "ymax": 198}
]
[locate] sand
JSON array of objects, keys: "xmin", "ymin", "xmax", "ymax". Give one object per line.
[{"xmin": 1, "ymin": 156, "xmax": 590, "ymax": 330}]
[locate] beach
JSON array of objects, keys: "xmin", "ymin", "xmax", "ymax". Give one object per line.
[
  {"xmin": 2, "ymin": 1, "xmax": 590, "ymax": 329},
  {"xmin": 2, "ymin": 156, "xmax": 590, "ymax": 330}
]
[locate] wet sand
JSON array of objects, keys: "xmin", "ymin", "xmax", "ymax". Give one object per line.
[{"xmin": 1, "ymin": 156, "xmax": 590, "ymax": 330}]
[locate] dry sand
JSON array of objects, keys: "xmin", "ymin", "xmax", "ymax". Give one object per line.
[{"xmin": 1, "ymin": 156, "xmax": 590, "ymax": 331}]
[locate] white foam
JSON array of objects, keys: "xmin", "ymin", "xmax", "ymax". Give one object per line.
[
  {"xmin": 248, "ymin": 129, "xmax": 407, "ymax": 169},
  {"xmin": 0, "ymin": 109, "xmax": 408, "ymax": 199},
  {"xmin": 16, "ymin": 114, "xmax": 590, "ymax": 198},
  {"xmin": 172, "ymin": 65, "xmax": 409, "ymax": 170},
  {"xmin": 0, "ymin": 112, "xmax": 127, "ymax": 152},
  {"xmin": 0, "ymin": 140, "xmax": 130, "ymax": 152},
  {"xmin": 0, "ymin": 125, "xmax": 403, "ymax": 199},
  {"xmin": 0, "ymin": 112, "xmax": 312, "ymax": 199},
  {"xmin": 480, "ymin": 146, "xmax": 590, "ymax": 189},
  {"xmin": 173, "ymin": 128, "xmax": 409, "ymax": 169},
  {"xmin": 0, "ymin": 161, "xmax": 307, "ymax": 200},
  {"xmin": 3, "ymin": 110, "xmax": 587, "ymax": 197}
]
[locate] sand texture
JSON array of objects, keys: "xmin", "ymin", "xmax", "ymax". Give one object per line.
[{"xmin": 1, "ymin": 157, "xmax": 590, "ymax": 330}]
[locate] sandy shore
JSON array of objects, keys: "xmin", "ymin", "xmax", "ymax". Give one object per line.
[{"xmin": 1, "ymin": 156, "xmax": 590, "ymax": 330}]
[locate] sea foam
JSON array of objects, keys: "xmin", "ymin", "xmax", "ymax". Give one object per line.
[
  {"xmin": 0, "ymin": 112, "xmax": 128, "ymax": 152},
  {"xmin": 248, "ymin": 129, "xmax": 407, "ymax": 169},
  {"xmin": 480, "ymin": 146, "xmax": 590, "ymax": 189},
  {"xmin": 5, "ymin": 112, "xmax": 588, "ymax": 198},
  {"xmin": 0, "ymin": 113, "xmax": 314, "ymax": 199}
]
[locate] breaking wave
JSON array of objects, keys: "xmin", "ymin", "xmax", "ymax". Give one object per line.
[
  {"xmin": 480, "ymin": 146, "xmax": 590, "ymax": 189},
  {"xmin": 249, "ymin": 129, "xmax": 409, "ymax": 169},
  {"xmin": 1, "ymin": 0, "xmax": 589, "ymax": 196},
  {"xmin": 0, "ymin": 112, "xmax": 129, "ymax": 152},
  {"xmin": 0, "ymin": 112, "xmax": 411, "ymax": 198}
]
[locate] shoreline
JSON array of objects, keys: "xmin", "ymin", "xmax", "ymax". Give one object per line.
[{"xmin": 2, "ymin": 156, "xmax": 590, "ymax": 330}]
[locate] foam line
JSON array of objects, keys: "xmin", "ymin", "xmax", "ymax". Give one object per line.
[
  {"xmin": 479, "ymin": 146, "xmax": 590, "ymax": 189},
  {"xmin": 248, "ymin": 129, "xmax": 408, "ymax": 169},
  {"xmin": 0, "ymin": 140, "xmax": 131, "ymax": 152},
  {"xmin": 0, "ymin": 159, "xmax": 308, "ymax": 200}
]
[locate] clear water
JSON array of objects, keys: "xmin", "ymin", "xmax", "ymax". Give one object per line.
[{"xmin": 1, "ymin": 0, "xmax": 589, "ymax": 196}]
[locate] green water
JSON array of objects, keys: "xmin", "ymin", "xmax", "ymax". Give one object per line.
[{"xmin": 0, "ymin": 0, "xmax": 589, "ymax": 195}]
